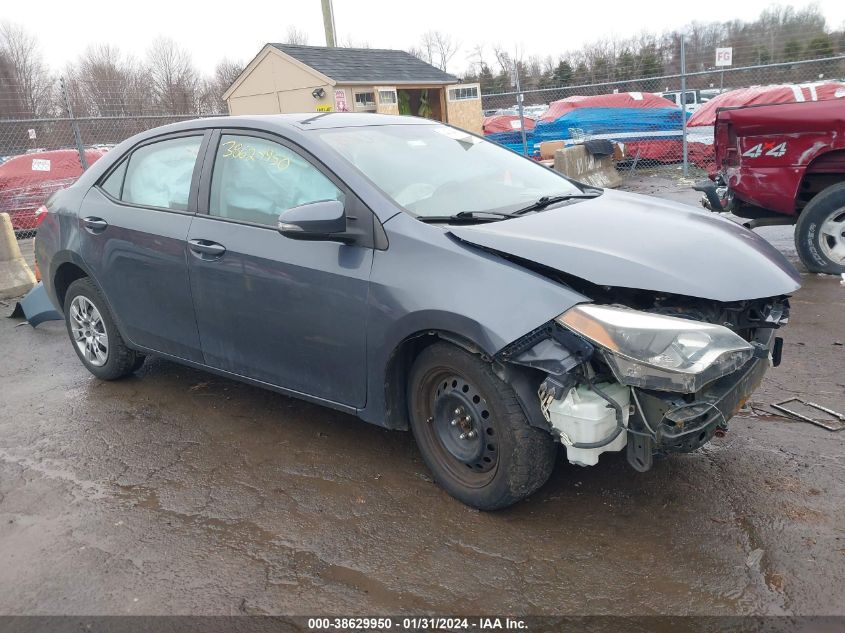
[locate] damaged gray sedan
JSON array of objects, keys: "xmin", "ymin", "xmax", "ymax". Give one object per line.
[{"xmin": 35, "ymin": 113, "xmax": 801, "ymax": 510}]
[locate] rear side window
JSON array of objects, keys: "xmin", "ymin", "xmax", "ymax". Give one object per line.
[
  {"xmin": 208, "ymin": 134, "xmax": 343, "ymax": 227},
  {"xmin": 120, "ymin": 136, "xmax": 202, "ymax": 210},
  {"xmin": 101, "ymin": 160, "xmax": 127, "ymax": 199}
]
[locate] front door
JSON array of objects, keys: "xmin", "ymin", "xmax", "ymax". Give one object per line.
[
  {"xmin": 186, "ymin": 131, "xmax": 373, "ymax": 407},
  {"xmin": 78, "ymin": 132, "xmax": 207, "ymax": 361}
]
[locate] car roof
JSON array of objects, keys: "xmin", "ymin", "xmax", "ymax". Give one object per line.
[{"xmin": 175, "ymin": 112, "xmax": 439, "ymax": 133}]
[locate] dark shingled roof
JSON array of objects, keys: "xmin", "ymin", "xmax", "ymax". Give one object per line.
[{"xmin": 270, "ymin": 44, "xmax": 458, "ymax": 84}]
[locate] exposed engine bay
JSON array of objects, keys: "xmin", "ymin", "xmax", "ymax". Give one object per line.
[{"xmin": 497, "ymin": 288, "xmax": 790, "ymax": 472}]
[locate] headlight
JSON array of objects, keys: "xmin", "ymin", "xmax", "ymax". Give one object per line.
[{"xmin": 556, "ymin": 304, "xmax": 754, "ymax": 393}]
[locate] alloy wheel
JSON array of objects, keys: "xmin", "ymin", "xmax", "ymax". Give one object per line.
[
  {"xmin": 69, "ymin": 295, "xmax": 109, "ymax": 367},
  {"xmin": 819, "ymin": 207, "xmax": 845, "ymax": 265}
]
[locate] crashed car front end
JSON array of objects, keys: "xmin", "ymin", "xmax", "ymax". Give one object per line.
[{"xmin": 498, "ymin": 291, "xmax": 789, "ymax": 471}]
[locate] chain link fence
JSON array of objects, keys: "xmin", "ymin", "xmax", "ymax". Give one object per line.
[
  {"xmin": 481, "ymin": 53, "xmax": 845, "ymax": 181},
  {"xmin": 1, "ymin": 77, "xmax": 223, "ymax": 239}
]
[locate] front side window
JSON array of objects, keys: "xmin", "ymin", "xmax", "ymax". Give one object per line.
[
  {"xmin": 121, "ymin": 136, "xmax": 203, "ymax": 210},
  {"xmin": 317, "ymin": 123, "xmax": 581, "ymax": 218},
  {"xmin": 208, "ymin": 134, "xmax": 343, "ymax": 227}
]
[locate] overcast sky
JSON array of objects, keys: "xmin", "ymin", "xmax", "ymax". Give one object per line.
[{"xmin": 5, "ymin": 0, "xmax": 845, "ymax": 75}]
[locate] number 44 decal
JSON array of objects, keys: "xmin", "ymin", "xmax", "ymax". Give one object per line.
[{"xmin": 742, "ymin": 142, "xmax": 787, "ymax": 158}]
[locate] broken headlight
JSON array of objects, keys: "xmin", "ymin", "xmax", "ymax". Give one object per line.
[{"xmin": 556, "ymin": 304, "xmax": 754, "ymax": 393}]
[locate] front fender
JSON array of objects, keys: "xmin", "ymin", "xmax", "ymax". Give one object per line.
[{"xmin": 357, "ymin": 213, "xmax": 587, "ymax": 427}]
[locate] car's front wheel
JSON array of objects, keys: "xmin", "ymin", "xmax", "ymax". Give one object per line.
[
  {"xmin": 408, "ymin": 342, "xmax": 557, "ymax": 510},
  {"xmin": 795, "ymin": 182, "xmax": 845, "ymax": 274},
  {"xmin": 64, "ymin": 277, "xmax": 144, "ymax": 380}
]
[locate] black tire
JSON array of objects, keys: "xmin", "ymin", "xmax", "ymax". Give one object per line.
[
  {"xmin": 64, "ymin": 277, "xmax": 143, "ymax": 380},
  {"xmin": 408, "ymin": 342, "xmax": 557, "ymax": 510},
  {"xmin": 795, "ymin": 182, "xmax": 845, "ymax": 274},
  {"xmin": 130, "ymin": 353, "xmax": 147, "ymax": 373}
]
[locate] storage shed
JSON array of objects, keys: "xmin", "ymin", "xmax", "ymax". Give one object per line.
[{"xmin": 223, "ymin": 44, "xmax": 483, "ymax": 134}]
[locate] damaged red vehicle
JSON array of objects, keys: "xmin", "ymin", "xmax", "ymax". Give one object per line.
[{"xmin": 696, "ymin": 98, "xmax": 845, "ymax": 274}]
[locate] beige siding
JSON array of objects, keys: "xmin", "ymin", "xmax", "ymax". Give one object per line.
[
  {"xmin": 445, "ymin": 83, "xmax": 483, "ymax": 134},
  {"xmin": 228, "ymin": 92, "xmax": 281, "ymax": 115},
  {"xmin": 226, "ymin": 49, "xmax": 334, "ymax": 114},
  {"xmin": 278, "ymin": 87, "xmax": 334, "ymax": 112},
  {"xmin": 375, "ymin": 86, "xmax": 400, "ymax": 115}
]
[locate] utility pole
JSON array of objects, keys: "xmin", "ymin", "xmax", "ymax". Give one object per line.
[{"xmin": 321, "ymin": 0, "xmax": 337, "ymax": 47}]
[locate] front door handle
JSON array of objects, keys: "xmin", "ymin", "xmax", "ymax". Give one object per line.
[
  {"xmin": 188, "ymin": 239, "xmax": 226, "ymax": 259},
  {"xmin": 82, "ymin": 216, "xmax": 108, "ymax": 233}
]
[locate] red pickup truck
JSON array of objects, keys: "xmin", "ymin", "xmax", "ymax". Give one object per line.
[{"xmin": 696, "ymin": 98, "xmax": 845, "ymax": 274}]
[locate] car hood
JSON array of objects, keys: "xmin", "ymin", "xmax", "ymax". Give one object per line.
[{"xmin": 448, "ymin": 189, "xmax": 801, "ymax": 302}]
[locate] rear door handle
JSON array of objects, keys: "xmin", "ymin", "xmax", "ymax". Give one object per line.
[
  {"xmin": 82, "ymin": 216, "xmax": 108, "ymax": 233},
  {"xmin": 188, "ymin": 239, "xmax": 226, "ymax": 259}
]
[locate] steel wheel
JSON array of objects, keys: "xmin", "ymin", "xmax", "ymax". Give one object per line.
[
  {"xmin": 408, "ymin": 342, "xmax": 558, "ymax": 510},
  {"xmin": 819, "ymin": 207, "xmax": 845, "ymax": 266},
  {"xmin": 417, "ymin": 369, "xmax": 499, "ymax": 488},
  {"xmin": 69, "ymin": 295, "xmax": 109, "ymax": 367}
]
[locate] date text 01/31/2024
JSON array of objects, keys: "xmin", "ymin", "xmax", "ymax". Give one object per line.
[{"xmin": 307, "ymin": 617, "xmax": 528, "ymax": 630}]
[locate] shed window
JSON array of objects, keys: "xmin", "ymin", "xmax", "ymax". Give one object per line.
[
  {"xmin": 354, "ymin": 92, "xmax": 376, "ymax": 109},
  {"xmin": 448, "ymin": 86, "xmax": 479, "ymax": 101},
  {"xmin": 378, "ymin": 89, "xmax": 397, "ymax": 105}
]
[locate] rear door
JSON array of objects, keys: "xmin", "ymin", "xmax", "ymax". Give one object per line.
[
  {"xmin": 186, "ymin": 129, "xmax": 373, "ymax": 406},
  {"xmin": 78, "ymin": 131, "xmax": 209, "ymax": 361}
]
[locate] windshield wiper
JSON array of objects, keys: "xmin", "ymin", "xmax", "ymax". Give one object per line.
[
  {"xmin": 512, "ymin": 191, "xmax": 601, "ymax": 215},
  {"xmin": 416, "ymin": 210, "xmax": 521, "ymax": 224}
]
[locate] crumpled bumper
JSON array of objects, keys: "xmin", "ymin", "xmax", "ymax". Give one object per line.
[{"xmin": 627, "ymin": 328, "xmax": 779, "ymax": 469}]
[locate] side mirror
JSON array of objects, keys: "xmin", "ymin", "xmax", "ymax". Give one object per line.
[{"xmin": 277, "ymin": 200, "xmax": 352, "ymax": 243}]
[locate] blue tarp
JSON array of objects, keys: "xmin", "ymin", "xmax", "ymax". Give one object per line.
[
  {"xmin": 485, "ymin": 131, "xmax": 536, "ymax": 154},
  {"xmin": 532, "ymin": 107, "xmax": 686, "ymax": 145}
]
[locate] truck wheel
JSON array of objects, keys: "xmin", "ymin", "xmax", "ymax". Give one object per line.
[
  {"xmin": 408, "ymin": 342, "xmax": 557, "ymax": 511},
  {"xmin": 795, "ymin": 182, "xmax": 845, "ymax": 274},
  {"xmin": 64, "ymin": 277, "xmax": 144, "ymax": 380}
]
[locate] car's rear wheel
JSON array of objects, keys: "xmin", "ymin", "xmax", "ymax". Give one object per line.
[
  {"xmin": 64, "ymin": 278, "xmax": 144, "ymax": 380},
  {"xmin": 408, "ymin": 342, "xmax": 557, "ymax": 510},
  {"xmin": 795, "ymin": 182, "xmax": 845, "ymax": 274}
]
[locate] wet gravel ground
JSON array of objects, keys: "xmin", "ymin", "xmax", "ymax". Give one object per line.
[{"xmin": 1, "ymin": 175, "xmax": 843, "ymax": 616}]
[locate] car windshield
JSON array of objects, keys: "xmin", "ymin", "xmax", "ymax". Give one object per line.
[{"xmin": 316, "ymin": 123, "xmax": 583, "ymax": 217}]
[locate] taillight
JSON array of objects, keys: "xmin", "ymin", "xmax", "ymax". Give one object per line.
[{"xmin": 34, "ymin": 205, "xmax": 48, "ymax": 227}]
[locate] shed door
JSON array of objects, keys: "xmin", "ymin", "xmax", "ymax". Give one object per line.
[
  {"xmin": 445, "ymin": 83, "xmax": 483, "ymax": 134},
  {"xmin": 375, "ymin": 86, "xmax": 399, "ymax": 115}
]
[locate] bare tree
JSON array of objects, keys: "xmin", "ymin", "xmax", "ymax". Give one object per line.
[
  {"xmin": 408, "ymin": 46, "xmax": 428, "ymax": 62},
  {"xmin": 340, "ymin": 36, "xmax": 371, "ymax": 49},
  {"xmin": 0, "ymin": 21, "xmax": 53, "ymax": 117},
  {"xmin": 415, "ymin": 31, "xmax": 460, "ymax": 72},
  {"xmin": 214, "ymin": 58, "xmax": 243, "ymax": 91},
  {"xmin": 282, "ymin": 26, "xmax": 309, "ymax": 45},
  {"xmin": 65, "ymin": 44, "xmax": 145, "ymax": 117},
  {"xmin": 466, "ymin": 43, "xmax": 487, "ymax": 75},
  {"xmin": 211, "ymin": 58, "xmax": 244, "ymax": 112},
  {"xmin": 417, "ymin": 32, "xmax": 437, "ymax": 66},
  {"xmin": 145, "ymin": 37, "xmax": 199, "ymax": 114}
]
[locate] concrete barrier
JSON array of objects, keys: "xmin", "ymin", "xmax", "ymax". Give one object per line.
[
  {"xmin": 553, "ymin": 145, "xmax": 622, "ymax": 189},
  {"xmin": 0, "ymin": 212, "xmax": 36, "ymax": 300}
]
